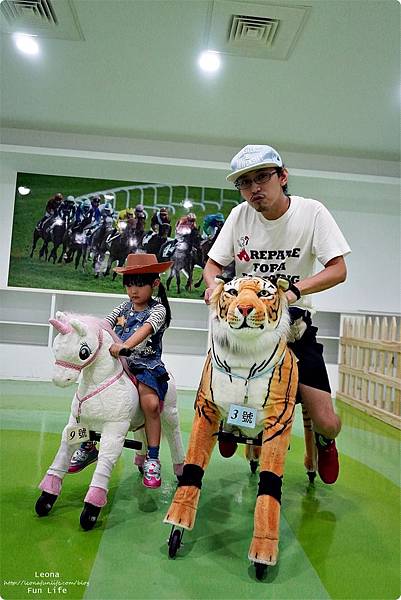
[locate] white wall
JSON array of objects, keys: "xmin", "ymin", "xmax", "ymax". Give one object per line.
[{"xmin": 1, "ymin": 137, "xmax": 400, "ymax": 387}]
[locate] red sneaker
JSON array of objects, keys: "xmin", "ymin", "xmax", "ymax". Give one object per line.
[{"xmin": 315, "ymin": 434, "xmax": 339, "ymax": 484}]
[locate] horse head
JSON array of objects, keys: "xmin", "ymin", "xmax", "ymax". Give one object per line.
[{"xmin": 49, "ymin": 312, "xmax": 105, "ymax": 387}]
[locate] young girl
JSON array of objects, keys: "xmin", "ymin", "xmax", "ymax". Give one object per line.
[{"xmin": 107, "ymin": 253, "xmax": 173, "ymax": 488}]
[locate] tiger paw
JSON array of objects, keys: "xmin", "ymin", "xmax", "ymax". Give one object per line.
[
  {"xmin": 248, "ymin": 535, "xmax": 278, "ymax": 566},
  {"xmin": 163, "ymin": 486, "xmax": 200, "ymax": 530}
]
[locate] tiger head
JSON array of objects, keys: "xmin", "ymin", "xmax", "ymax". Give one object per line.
[{"xmin": 210, "ymin": 275, "xmax": 291, "ymax": 351}]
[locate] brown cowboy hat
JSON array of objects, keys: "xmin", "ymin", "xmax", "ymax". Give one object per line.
[{"xmin": 113, "ymin": 253, "xmax": 173, "ymax": 275}]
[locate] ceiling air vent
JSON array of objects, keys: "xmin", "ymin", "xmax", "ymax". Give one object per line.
[
  {"xmin": 207, "ymin": 1, "xmax": 310, "ymax": 60},
  {"xmin": 0, "ymin": 0, "xmax": 84, "ymax": 41},
  {"xmin": 1, "ymin": 0, "xmax": 58, "ymax": 26},
  {"xmin": 228, "ymin": 14, "xmax": 280, "ymax": 49}
]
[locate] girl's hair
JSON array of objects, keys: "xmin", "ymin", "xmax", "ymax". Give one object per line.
[{"xmin": 122, "ymin": 272, "xmax": 171, "ymax": 327}]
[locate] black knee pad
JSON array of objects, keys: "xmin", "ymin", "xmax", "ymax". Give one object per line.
[
  {"xmin": 177, "ymin": 464, "xmax": 204, "ymax": 489},
  {"xmin": 257, "ymin": 470, "xmax": 283, "ymax": 504}
]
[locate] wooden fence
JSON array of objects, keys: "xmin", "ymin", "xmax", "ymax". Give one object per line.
[{"xmin": 337, "ymin": 314, "xmax": 401, "ymax": 429}]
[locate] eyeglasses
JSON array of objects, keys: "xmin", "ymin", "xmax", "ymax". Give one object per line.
[{"xmin": 234, "ymin": 170, "xmax": 278, "ymax": 190}]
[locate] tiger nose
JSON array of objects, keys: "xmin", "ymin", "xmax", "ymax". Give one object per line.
[{"xmin": 237, "ymin": 304, "xmax": 253, "ymax": 317}]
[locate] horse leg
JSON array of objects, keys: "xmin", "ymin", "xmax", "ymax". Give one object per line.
[
  {"xmin": 248, "ymin": 351, "xmax": 298, "ymax": 567},
  {"xmin": 81, "ymin": 421, "xmax": 130, "ymax": 530},
  {"xmin": 193, "ymin": 272, "xmax": 203, "ymax": 288},
  {"xmin": 82, "ymin": 246, "xmax": 88, "ymax": 270},
  {"xmin": 160, "ymin": 378, "xmax": 185, "ymax": 477},
  {"xmin": 185, "ymin": 266, "xmax": 193, "ymax": 292},
  {"xmin": 112, "ymin": 257, "xmax": 124, "ymax": 281},
  {"xmin": 164, "ymin": 354, "xmax": 220, "ymax": 530},
  {"xmin": 39, "ymin": 241, "xmax": 47, "ymax": 260},
  {"xmin": 166, "ymin": 268, "xmax": 174, "ymax": 291},
  {"xmin": 74, "ymin": 248, "xmax": 81, "ymax": 270},
  {"xmin": 30, "ymin": 230, "xmax": 40, "ymax": 258},
  {"xmin": 176, "ymin": 271, "xmax": 181, "ymax": 294},
  {"xmin": 48, "ymin": 245, "xmax": 57, "ymax": 263},
  {"xmin": 35, "ymin": 414, "xmax": 82, "ymax": 516}
]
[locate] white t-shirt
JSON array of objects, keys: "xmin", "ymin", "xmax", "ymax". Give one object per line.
[{"xmin": 208, "ymin": 195, "xmax": 351, "ymax": 311}]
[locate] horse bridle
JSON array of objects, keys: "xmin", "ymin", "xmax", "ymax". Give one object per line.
[{"xmin": 55, "ymin": 329, "xmax": 104, "ymax": 372}]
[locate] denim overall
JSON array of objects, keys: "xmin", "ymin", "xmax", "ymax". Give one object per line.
[{"xmin": 114, "ymin": 298, "xmax": 169, "ymax": 401}]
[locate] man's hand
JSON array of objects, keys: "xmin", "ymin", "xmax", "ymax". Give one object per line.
[
  {"xmin": 204, "ymin": 287, "xmax": 215, "ymax": 305},
  {"xmin": 285, "ymin": 290, "xmax": 299, "ymax": 305},
  {"xmin": 109, "ymin": 342, "xmax": 127, "ymax": 358}
]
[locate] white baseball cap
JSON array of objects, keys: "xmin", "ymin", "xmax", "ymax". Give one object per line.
[{"xmin": 226, "ymin": 144, "xmax": 283, "ymax": 182}]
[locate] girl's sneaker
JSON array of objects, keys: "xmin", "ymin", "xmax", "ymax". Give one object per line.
[
  {"xmin": 68, "ymin": 442, "xmax": 98, "ymax": 473},
  {"xmin": 143, "ymin": 456, "xmax": 161, "ymax": 488}
]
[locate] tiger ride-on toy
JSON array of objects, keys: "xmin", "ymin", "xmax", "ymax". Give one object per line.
[{"xmin": 164, "ymin": 275, "xmax": 299, "ymax": 580}]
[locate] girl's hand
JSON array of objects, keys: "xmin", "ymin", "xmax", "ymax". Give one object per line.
[{"xmin": 109, "ymin": 343, "xmax": 126, "ymax": 358}]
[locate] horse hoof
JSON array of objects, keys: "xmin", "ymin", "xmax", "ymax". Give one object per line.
[
  {"xmin": 35, "ymin": 491, "xmax": 58, "ymax": 517},
  {"xmin": 80, "ymin": 502, "xmax": 101, "ymax": 530}
]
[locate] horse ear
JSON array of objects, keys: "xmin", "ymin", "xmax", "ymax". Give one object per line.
[
  {"xmin": 70, "ymin": 319, "xmax": 88, "ymax": 337},
  {"xmin": 55, "ymin": 311, "xmax": 67, "ymax": 321}
]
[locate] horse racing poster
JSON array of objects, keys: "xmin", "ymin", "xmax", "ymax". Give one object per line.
[{"xmin": 8, "ymin": 172, "xmax": 239, "ymax": 299}]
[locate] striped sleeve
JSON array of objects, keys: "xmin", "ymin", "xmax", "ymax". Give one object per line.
[
  {"xmin": 104, "ymin": 301, "xmax": 127, "ymax": 328},
  {"xmin": 145, "ymin": 303, "xmax": 167, "ymax": 333}
]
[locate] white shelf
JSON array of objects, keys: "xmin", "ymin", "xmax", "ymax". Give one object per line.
[
  {"xmin": 0, "ymin": 320, "xmax": 49, "ymax": 327},
  {"xmin": 0, "ymin": 286, "xmax": 361, "ymax": 390}
]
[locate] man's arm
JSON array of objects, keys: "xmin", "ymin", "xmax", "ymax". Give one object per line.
[
  {"xmin": 286, "ymin": 256, "xmax": 347, "ymax": 304},
  {"xmin": 203, "ymin": 258, "xmax": 224, "ymax": 304}
]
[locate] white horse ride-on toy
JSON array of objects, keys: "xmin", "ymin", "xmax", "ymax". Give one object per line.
[{"xmin": 35, "ymin": 311, "xmax": 185, "ymax": 530}]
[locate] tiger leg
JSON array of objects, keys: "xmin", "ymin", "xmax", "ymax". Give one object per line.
[
  {"xmin": 248, "ymin": 350, "xmax": 298, "ymax": 565},
  {"xmin": 164, "ymin": 353, "xmax": 221, "ymax": 530}
]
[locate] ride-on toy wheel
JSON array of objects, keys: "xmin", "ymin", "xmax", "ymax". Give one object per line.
[
  {"xmin": 250, "ymin": 459, "xmax": 259, "ymax": 474},
  {"xmin": 168, "ymin": 526, "xmax": 184, "ymax": 558},
  {"xmin": 35, "ymin": 491, "xmax": 58, "ymax": 516},
  {"xmin": 80, "ymin": 502, "xmax": 101, "ymax": 530},
  {"xmin": 307, "ymin": 470, "xmax": 316, "ymax": 484},
  {"xmin": 254, "ymin": 562, "xmax": 267, "ymax": 580}
]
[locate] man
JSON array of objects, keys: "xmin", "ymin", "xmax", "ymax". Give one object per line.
[
  {"xmin": 204, "ymin": 144, "xmax": 351, "ymax": 484},
  {"xmin": 202, "ymin": 212, "xmax": 225, "ymax": 238},
  {"xmin": 36, "ymin": 192, "xmax": 64, "ymax": 231},
  {"xmin": 151, "ymin": 207, "xmax": 171, "ymax": 235}
]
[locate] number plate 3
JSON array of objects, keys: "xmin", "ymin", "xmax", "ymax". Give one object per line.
[{"xmin": 226, "ymin": 404, "xmax": 257, "ymax": 429}]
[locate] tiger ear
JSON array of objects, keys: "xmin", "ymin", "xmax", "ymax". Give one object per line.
[
  {"xmin": 275, "ymin": 277, "xmax": 290, "ymax": 292},
  {"xmin": 215, "ymin": 274, "xmax": 232, "ymax": 284},
  {"xmin": 210, "ymin": 280, "xmax": 225, "ymax": 307}
]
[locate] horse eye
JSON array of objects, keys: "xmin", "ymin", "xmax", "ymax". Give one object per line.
[
  {"xmin": 79, "ymin": 344, "xmax": 91, "ymax": 360},
  {"xmin": 227, "ymin": 288, "xmax": 238, "ymax": 296}
]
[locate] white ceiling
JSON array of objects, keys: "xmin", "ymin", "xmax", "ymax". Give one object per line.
[
  {"xmin": 0, "ymin": 0, "xmax": 400, "ymax": 218},
  {"xmin": 1, "ymin": 0, "xmax": 400, "ymax": 159}
]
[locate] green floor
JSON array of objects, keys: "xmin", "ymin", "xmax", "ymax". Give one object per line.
[{"xmin": 1, "ymin": 380, "xmax": 400, "ymax": 600}]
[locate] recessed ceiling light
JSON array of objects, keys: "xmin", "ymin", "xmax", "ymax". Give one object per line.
[
  {"xmin": 183, "ymin": 199, "xmax": 193, "ymax": 209},
  {"xmin": 198, "ymin": 50, "xmax": 221, "ymax": 73},
  {"xmin": 18, "ymin": 186, "xmax": 31, "ymax": 196},
  {"xmin": 13, "ymin": 33, "xmax": 40, "ymax": 56}
]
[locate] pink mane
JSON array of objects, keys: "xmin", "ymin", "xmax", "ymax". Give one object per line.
[{"xmin": 62, "ymin": 313, "xmax": 120, "ymax": 342}]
